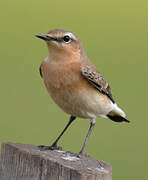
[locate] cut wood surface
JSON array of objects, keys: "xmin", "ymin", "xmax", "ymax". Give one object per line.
[{"xmin": 0, "ymin": 142, "xmax": 112, "ymax": 180}]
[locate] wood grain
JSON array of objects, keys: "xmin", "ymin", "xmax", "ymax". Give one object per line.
[{"xmin": 0, "ymin": 142, "xmax": 112, "ymax": 180}]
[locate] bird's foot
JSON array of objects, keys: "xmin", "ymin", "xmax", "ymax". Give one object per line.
[
  {"xmin": 38, "ymin": 145, "xmax": 62, "ymax": 151},
  {"xmin": 76, "ymin": 152, "xmax": 90, "ymax": 158}
]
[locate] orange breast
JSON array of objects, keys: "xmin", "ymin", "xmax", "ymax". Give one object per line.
[{"xmin": 41, "ymin": 60, "xmax": 89, "ymax": 92}]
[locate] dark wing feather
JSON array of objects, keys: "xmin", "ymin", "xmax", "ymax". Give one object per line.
[
  {"xmin": 39, "ymin": 65, "xmax": 43, "ymax": 78},
  {"xmin": 81, "ymin": 66, "xmax": 115, "ymax": 103}
]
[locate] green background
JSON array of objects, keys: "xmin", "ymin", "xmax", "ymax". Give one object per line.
[{"xmin": 0, "ymin": 0, "xmax": 147, "ymax": 179}]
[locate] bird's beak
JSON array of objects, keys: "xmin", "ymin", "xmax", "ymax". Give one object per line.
[{"xmin": 35, "ymin": 34, "xmax": 51, "ymax": 41}]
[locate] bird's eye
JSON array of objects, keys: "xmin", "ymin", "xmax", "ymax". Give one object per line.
[{"xmin": 63, "ymin": 35, "xmax": 71, "ymax": 43}]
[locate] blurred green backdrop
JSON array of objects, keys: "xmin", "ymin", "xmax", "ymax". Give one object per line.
[{"xmin": 0, "ymin": 0, "xmax": 148, "ymax": 179}]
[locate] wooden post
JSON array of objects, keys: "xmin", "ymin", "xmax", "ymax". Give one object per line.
[{"xmin": 0, "ymin": 142, "xmax": 112, "ymax": 180}]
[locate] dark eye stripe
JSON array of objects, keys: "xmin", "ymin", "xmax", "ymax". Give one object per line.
[
  {"xmin": 52, "ymin": 36, "xmax": 72, "ymax": 43},
  {"xmin": 51, "ymin": 37, "xmax": 61, "ymax": 41},
  {"xmin": 52, "ymin": 37, "xmax": 63, "ymax": 42}
]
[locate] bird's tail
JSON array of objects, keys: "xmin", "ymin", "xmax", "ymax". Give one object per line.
[{"xmin": 107, "ymin": 104, "xmax": 130, "ymax": 123}]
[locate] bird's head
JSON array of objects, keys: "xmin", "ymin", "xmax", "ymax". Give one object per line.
[{"xmin": 36, "ymin": 29, "xmax": 83, "ymax": 60}]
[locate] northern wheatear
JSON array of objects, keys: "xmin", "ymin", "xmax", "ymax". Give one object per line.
[{"xmin": 36, "ymin": 29, "xmax": 129, "ymax": 154}]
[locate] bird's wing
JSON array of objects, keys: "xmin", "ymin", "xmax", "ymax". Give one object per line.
[
  {"xmin": 39, "ymin": 65, "xmax": 43, "ymax": 77},
  {"xmin": 81, "ymin": 65, "xmax": 115, "ymax": 103}
]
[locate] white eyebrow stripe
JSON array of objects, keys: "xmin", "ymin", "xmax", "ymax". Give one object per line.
[{"xmin": 65, "ymin": 32, "xmax": 77, "ymax": 40}]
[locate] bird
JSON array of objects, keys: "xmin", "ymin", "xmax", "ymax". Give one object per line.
[{"xmin": 36, "ymin": 29, "xmax": 130, "ymax": 155}]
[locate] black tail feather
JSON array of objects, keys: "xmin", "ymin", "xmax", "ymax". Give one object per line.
[{"xmin": 107, "ymin": 115, "xmax": 130, "ymax": 123}]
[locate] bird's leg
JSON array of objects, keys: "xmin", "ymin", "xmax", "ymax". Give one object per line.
[
  {"xmin": 78, "ymin": 118, "xmax": 96, "ymax": 155},
  {"xmin": 39, "ymin": 116, "xmax": 76, "ymax": 150},
  {"xmin": 51, "ymin": 116, "xmax": 76, "ymax": 148}
]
